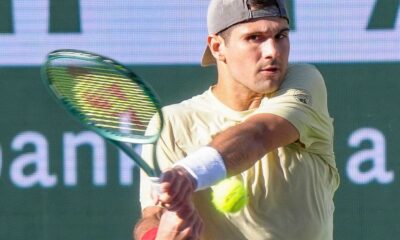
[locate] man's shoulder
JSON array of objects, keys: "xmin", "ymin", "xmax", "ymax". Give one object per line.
[
  {"xmin": 287, "ymin": 63, "xmax": 322, "ymax": 78},
  {"xmin": 282, "ymin": 63, "xmax": 325, "ymax": 90}
]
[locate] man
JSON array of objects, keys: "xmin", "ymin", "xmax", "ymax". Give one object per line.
[{"xmin": 134, "ymin": 0, "xmax": 339, "ymax": 239}]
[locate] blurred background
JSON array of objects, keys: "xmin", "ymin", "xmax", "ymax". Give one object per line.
[{"xmin": 0, "ymin": 1, "xmax": 399, "ymax": 239}]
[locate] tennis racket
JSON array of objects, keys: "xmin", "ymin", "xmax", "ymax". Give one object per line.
[{"xmin": 41, "ymin": 49, "xmax": 163, "ymax": 182}]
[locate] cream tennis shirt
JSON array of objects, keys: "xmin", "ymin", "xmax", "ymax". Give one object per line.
[{"xmin": 140, "ymin": 64, "xmax": 340, "ymax": 240}]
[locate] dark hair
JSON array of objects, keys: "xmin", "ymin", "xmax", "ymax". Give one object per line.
[
  {"xmin": 247, "ymin": 0, "xmax": 278, "ymax": 10},
  {"xmin": 218, "ymin": 0, "xmax": 279, "ymax": 43}
]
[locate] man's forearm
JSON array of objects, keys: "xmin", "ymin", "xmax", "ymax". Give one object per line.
[
  {"xmin": 210, "ymin": 113, "xmax": 299, "ymax": 176},
  {"xmin": 173, "ymin": 113, "xmax": 299, "ymax": 191}
]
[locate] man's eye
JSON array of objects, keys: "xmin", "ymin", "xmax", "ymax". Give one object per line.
[
  {"xmin": 276, "ymin": 33, "xmax": 289, "ymax": 39},
  {"xmin": 248, "ymin": 35, "xmax": 262, "ymax": 41}
]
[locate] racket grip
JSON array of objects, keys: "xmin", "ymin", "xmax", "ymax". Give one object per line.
[{"xmin": 149, "ymin": 177, "xmax": 161, "ymax": 196}]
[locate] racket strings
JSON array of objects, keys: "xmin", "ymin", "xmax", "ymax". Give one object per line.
[{"xmin": 47, "ymin": 63, "xmax": 159, "ymax": 136}]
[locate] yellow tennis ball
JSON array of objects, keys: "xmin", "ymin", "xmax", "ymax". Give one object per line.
[{"xmin": 211, "ymin": 178, "xmax": 248, "ymax": 213}]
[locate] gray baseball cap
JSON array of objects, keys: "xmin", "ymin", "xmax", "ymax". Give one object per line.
[{"xmin": 201, "ymin": 0, "xmax": 289, "ymax": 66}]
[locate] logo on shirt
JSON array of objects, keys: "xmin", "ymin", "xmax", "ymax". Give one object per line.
[{"xmin": 293, "ymin": 90, "xmax": 312, "ymax": 106}]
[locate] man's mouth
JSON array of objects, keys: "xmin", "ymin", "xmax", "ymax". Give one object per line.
[{"xmin": 261, "ymin": 66, "xmax": 279, "ymax": 73}]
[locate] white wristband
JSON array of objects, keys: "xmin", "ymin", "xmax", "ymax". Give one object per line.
[{"xmin": 174, "ymin": 146, "xmax": 227, "ymax": 191}]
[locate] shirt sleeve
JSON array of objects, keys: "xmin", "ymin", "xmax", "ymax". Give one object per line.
[{"xmin": 255, "ymin": 64, "xmax": 334, "ymax": 154}]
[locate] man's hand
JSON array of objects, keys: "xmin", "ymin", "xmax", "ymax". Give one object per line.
[
  {"xmin": 156, "ymin": 202, "xmax": 203, "ymax": 240},
  {"xmin": 155, "ymin": 167, "xmax": 197, "ymax": 211}
]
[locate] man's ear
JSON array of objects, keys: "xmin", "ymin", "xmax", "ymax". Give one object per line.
[{"xmin": 208, "ymin": 34, "xmax": 226, "ymax": 62}]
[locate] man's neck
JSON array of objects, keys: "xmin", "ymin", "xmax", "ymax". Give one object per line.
[{"xmin": 211, "ymin": 83, "xmax": 264, "ymax": 112}]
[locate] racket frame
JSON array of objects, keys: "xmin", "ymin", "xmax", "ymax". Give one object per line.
[{"xmin": 41, "ymin": 49, "xmax": 163, "ymax": 177}]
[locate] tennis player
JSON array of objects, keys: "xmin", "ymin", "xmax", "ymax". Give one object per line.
[{"xmin": 134, "ymin": 0, "xmax": 339, "ymax": 239}]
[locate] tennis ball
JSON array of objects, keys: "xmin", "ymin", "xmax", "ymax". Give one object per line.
[{"xmin": 211, "ymin": 178, "xmax": 248, "ymax": 213}]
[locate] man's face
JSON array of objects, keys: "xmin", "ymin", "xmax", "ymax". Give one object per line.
[{"xmin": 219, "ymin": 17, "xmax": 290, "ymax": 95}]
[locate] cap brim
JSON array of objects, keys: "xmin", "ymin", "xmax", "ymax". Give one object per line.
[{"xmin": 201, "ymin": 46, "xmax": 216, "ymax": 67}]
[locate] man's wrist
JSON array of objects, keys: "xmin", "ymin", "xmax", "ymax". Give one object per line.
[
  {"xmin": 171, "ymin": 166, "xmax": 198, "ymax": 190},
  {"xmin": 174, "ymin": 146, "xmax": 227, "ymax": 190}
]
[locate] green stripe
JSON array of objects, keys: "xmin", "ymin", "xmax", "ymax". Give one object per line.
[
  {"xmin": 367, "ymin": 0, "xmax": 400, "ymax": 29},
  {"xmin": 49, "ymin": 0, "xmax": 81, "ymax": 33},
  {"xmin": 0, "ymin": 0, "xmax": 13, "ymax": 33}
]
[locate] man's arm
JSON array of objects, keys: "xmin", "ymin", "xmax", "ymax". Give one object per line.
[
  {"xmin": 134, "ymin": 206, "xmax": 164, "ymax": 240},
  {"xmin": 134, "ymin": 121, "xmax": 203, "ymax": 240},
  {"xmin": 159, "ymin": 113, "xmax": 299, "ymax": 206},
  {"xmin": 133, "ymin": 203, "xmax": 203, "ymax": 240},
  {"xmin": 211, "ymin": 113, "xmax": 299, "ymax": 176}
]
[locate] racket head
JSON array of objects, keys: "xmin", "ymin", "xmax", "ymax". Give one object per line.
[{"xmin": 42, "ymin": 49, "xmax": 164, "ymax": 145}]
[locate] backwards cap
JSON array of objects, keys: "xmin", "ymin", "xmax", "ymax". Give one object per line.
[{"xmin": 201, "ymin": 0, "xmax": 289, "ymax": 66}]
